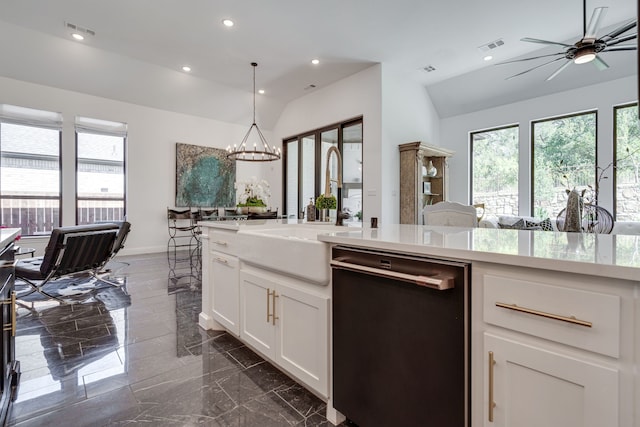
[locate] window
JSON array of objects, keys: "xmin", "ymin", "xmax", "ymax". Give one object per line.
[
  {"xmin": 614, "ymin": 104, "xmax": 640, "ymax": 221},
  {"xmin": 75, "ymin": 116, "xmax": 127, "ymax": 224},
  {"xmin": 532, "ymin": 111, "xmax": 597, "ymax": 219},
  {"xmin": 0, "ymin": 104, "xmax": 62, "ymax": 236},
  {"xmin": 471, "ymin": 125, "xmax": 519, "ymax": 217},
  {"xmin": 283, "ymin": 118, "xmax": 362, "ymax": 222}
]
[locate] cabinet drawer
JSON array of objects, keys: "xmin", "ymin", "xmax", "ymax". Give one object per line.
[
  {"xmin": 209, "ymin": 230, "xmax": 239, "ymax": 256},
  {"xmin": 483, "ymin": 274, "xmax": 620, "ymax": 357}
]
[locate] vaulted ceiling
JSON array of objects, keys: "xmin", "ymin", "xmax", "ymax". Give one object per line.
[{"xmin": 0, "ymin": 0, "xmax": 636, "ymax": 126}]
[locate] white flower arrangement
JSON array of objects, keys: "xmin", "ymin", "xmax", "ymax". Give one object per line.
[{"xmin": 235, "ymin": 177, "xmax": 271, "ymax": 207}]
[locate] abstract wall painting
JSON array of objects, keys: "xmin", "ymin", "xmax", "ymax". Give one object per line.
[{"xmin": 175, "ymin": 143, "xmax": 236, "ymax": 207}]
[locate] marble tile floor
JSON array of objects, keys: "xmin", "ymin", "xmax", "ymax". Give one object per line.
[{"xmin": 9, "ymin": 252, "xmax": 351, "ymax": 426}]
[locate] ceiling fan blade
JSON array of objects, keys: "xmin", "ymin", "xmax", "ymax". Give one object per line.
[
  {"xmin": 495, "ymin": 52, "xmax": 566, "ymax": 65},
  {"xmin": 605, "ymin": 33, "xmax": 637, "ymax": 46},
  {"xmin": 601, "ymin": 19, "xmax": 637, "ymax": 41},
  {"xmin": 521, "ymin": 37, "xmax": 572, "ymax": 48},
  {"xmin": 546, "ymin": 60, "xmax": 572, "ymax": 81},
  {"xmin": 505, "ymin": 57, "xmax": 565, "ymax": 80},
  {"xmin": 603, "ymin": 45, "xmax": 637, "ymax": 51},
  {"xmin": 593, "ymin": 55, "xmax": 609, "ymax": 70},
  {"xmin": 585, "ymin": 7, "xmax": 608, "ymax": 39}
]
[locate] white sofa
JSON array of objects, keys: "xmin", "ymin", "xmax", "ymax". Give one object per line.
[
  {"xmin": 480, "ymin": 215, "xmax": 640, "ymax": 235},
  {"xmin": 479, "ymin": 215, "xmax": 557, "ymax": 231}
]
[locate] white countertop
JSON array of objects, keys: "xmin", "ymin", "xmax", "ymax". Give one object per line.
[
  {"xmin": 0, "ymin": 228, "xmax": 21, "ymax": 249},
  {"xmin": 317, "ymin": 225, "xmax": 640, "ymax": 281},
  {"xmin": 199, "ymin": 218, "xmax": 362, "ymax": 231},
  {"xmin": 198, "ymin": 220, "xmax": 640, "ymax": 281}
]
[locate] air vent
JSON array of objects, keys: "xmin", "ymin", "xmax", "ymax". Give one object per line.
[
  {"xmin": 423, "ymin": 65, "xmax": 436, "ymax": 72},
  {"xmin": 478, "ymin": 38, "xmax": 504, "ymax": 52},
  {"xmin": 65, "ymin": 22, "xmax": 96, "ymax": 37}
]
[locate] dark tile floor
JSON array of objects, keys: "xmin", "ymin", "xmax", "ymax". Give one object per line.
[{"xmin": 9, "ymin": 251, "xmax": 344, "ymax": 426}]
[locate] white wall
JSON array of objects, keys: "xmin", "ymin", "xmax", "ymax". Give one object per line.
[
  {"xmin": 272, "ymin": 65, "xmax": 383, "ymax": 223},
  {"xmin": 381, "ymin": 65, "xmax": 441, "ymax": 223},
  {"xmin": 273, "ymin": 64, "xmax": 442, "ymax": 225},
  {"xmin": 440, "ymin": 75, "xmax": 637, "ymax": 215},
  {"xmin": 0, "ymin": 76, "xmax": 269, "ymax": 255}
]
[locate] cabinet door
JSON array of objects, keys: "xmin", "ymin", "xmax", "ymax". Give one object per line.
[
  {"xmin": 239, "ymin": 271, "xmax": 275, "ymax": 359},
  {"xmin": 276, "ymin": 283, "xmax": 329, "ymax": 397},
  {"xmin": 210, "ymin": 251, "xmax": 240, "ymax": 336},
  {"xmin": 484, "ymin": 333, "xmax": 618, "ymax": 427}
]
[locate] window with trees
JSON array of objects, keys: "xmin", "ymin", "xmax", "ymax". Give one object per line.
[
  {"xmin": 532, "ymin": 111, "xmax": 597, "ymax": 219},
  {"xmin": 283, "ymin": 118, "xmax": 362, "ymax": 222},
  {"xmin": 0, "ymin": 104, "xmax": 62, "ymax": 236},
  {"xmin": 614, "ymin": 104, "xmax": 640, "ymax": 222},
  {"xmin": 471, "ymin": 125, "xmax": 519, "ymax": 217},
  {"xmin": 75, "ymin": 116, "xmax": 127, "ymax": 224}
]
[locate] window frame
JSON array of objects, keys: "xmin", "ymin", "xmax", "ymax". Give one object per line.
[
  {"xmin": 530, "ymin": 110, "xmax": 598, "ymax": 217},
  {"xmin": 0, "ymin": 120, "xmax": 63, "ymax": 235},
  {"xmin": 469, "ymin": 123, "xmax": 520, "ymax": 215},
  {"xmin": 613, "ymin": 102, "xmax": 639, "ymax": 221},
  {"xmin": 74, "ymin": 129, "xmax": 127, "ymax": 225},
  {"xmin": 282, "ymin": 116, "xmax": 362, "ymax": 218}
]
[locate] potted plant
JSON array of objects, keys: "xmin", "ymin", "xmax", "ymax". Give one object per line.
[
  {"xmin": 316, "ymin": 194, "xmax": 337, "ymax": 221},
  {"xmin": 236, "ymin": 178, "xmax": 270, "ymax": 214}
]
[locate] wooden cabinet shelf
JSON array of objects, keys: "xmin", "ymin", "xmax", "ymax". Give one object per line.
[{"xmin": 399, "ymin": 142, "xmax": 454, "ymax": 224}]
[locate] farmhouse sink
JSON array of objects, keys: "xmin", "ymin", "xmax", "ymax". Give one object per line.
[{"xmin": 237, "ymin": 225, "xmax": 344, "ymax": 285}]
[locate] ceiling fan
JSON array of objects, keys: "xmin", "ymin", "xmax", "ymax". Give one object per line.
[{"xmin": 498, "ymin": 0, "xmax": 637, "ymax": 81}]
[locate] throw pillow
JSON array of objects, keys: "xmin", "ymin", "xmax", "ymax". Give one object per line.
[
  {"xmin": 498, "ymin": 219, "xmax": 525, "ymax": 229},
  {"xmin": 525, "ymin": 218, "xmax": 553, "ymax": 231}
]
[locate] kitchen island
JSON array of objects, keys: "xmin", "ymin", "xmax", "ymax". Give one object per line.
[
  {"xmin": 199, "ymin": 221, "xmax": 639, "ymax": 426},
  {"xmin": 0, "ymin": 228, "xmax": 21, "ymax": 426}
]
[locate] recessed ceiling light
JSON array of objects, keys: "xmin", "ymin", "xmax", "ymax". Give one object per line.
[
  {"xmin": 483, "ymin": 55, "xmax": 493, "ymax": 61},
  {"xmin": 311, "ymin": 59, "xmax": 320, "ymax": 65},
  {"xmin": 65, "ymin": 22, "xmax": 95, "ymax": 40},
  {"xmin": 222, "ymin": 19, "xmax": 234, "ymax": 27},
  {"xmin": 182, "ymin": 66, "xmax": 192, "ymax": 72},
  {"xmin": 258, "ymin": 89, "xmax": 265, "ymax": 95}
]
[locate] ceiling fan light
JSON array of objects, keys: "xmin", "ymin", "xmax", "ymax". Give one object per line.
[
  {"xmin": 574, "ymin": 44, "xmax": 597, "ymax": 64},
  {"xmin": 574, "ymin": 52, "xmax": 596, "ymax": 64}
]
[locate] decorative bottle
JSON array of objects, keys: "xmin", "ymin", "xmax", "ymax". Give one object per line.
[
  {"xmin": 426, "ymin": 160, "xmax": 437, "ymax": 177},
  {"xmin": 306, "ymin": 198, "xmax": 316, "ymax": 222}
]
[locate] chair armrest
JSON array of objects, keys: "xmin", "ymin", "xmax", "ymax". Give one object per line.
[{"xmin": 479, "ymin": 218, "xmax": 499, "ymax": 228}]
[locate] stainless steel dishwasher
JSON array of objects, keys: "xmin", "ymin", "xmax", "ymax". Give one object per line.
[{"xmin": 331, "ymin": 246, "xmax": 470, "ymax": 427}]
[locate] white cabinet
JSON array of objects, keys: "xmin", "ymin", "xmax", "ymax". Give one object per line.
[
  {"xmin": 240, "ymin": 270, "xmax": 329, "ymax": 397},
  {"xmin": 210, "ymin": 251, "xmax": 240, "ymax": 335},
  {"xmin": 240, "ymin": 271, "xmax": 275, "ymax": 356},
  {"xmin": 472, "ymin": 262, "xmax": 637, "ymax": 427},
  {"xmin": 199, "ymin": 227, "xmax": 241, "ymax": 333},
  {"xmin": 484, "ymin": 333, "xmax": 618, "ymax": 427}
]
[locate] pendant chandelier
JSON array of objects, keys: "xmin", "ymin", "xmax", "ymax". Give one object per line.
[{"xmin": 226, "ymin": 62, "xmax": 281, "ymax": 162}]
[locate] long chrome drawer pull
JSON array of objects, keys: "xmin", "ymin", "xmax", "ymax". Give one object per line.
[
  {"xmin": 271, "ymin": 291, "xmax": 279, "ymax": 326},
  {"xmin": 495, "ymin": 302, "xmax": 592, "ymax": 328},
  {"xmin": 488, "ymin": 351, "xmax": 496, "ymax": 422},
  {"xmin": 213, "ymin": 240, "xmax": 228, "ymax": 246},
  {"xmin": 214, "ymin": 257, "xmax": 229, "ymax": 265},
  {"xmin": 266, "ymin": 288, "xmax": 271, "ymax": 323},
  {"xmin": 10, "ymin": 291, "xmax": 16, "ymax": 337},
  {"xmin": 330, "ymin": 260, "xmax": 454, "ymax": 290},
  {"xmin": 1, "ymin": 292, "xmax": 16, "ymax": 337}
]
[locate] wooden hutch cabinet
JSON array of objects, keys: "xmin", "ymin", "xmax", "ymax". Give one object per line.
[{"xmin": 399, "ymin": 142, "xmax": 454, "ymax": 224}]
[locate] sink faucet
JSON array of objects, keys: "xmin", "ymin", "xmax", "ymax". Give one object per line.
[{"xmin": 324, "ymin": 146, "xmax": 344, "ymax": 225}]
